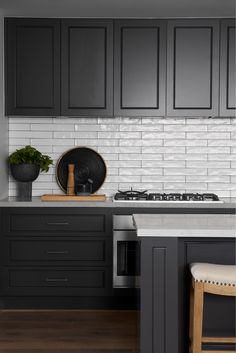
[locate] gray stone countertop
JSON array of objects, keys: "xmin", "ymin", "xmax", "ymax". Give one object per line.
[
  {"xmin": 0, "ymin": 196, "xmax": 235, "ymax": 208},
  {"xmin": 0, "ymin": 196, "xmax": 236, "ymax": 209},
  {"xmin": 133, "ymin": 213, "xmax": 236, "ymax": 237}
]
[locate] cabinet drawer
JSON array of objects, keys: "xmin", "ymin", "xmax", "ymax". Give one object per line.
[
  {"xmin": 3, "ymin": 208, "xmax": 111, "ymax": 236},
  {"xmin": 0, "ymin": 268, "xmax": 111, "ymax": 296},
  {"xmin": 10, "ymin": 269, "xmax": 105, "ymax": 287},
  {"xmin": 9, "ymin": 239, "xmax": 107, "ymax": 264}
]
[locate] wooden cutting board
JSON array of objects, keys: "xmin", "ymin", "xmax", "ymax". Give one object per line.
[{"xmin": 41, "ymin": 194, "xmax": 106, "ymax": 202}]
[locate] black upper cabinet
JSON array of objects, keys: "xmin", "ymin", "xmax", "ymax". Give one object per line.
[
  {"xmin": 5, "ymin": 18, "xmax": 60, "ymax": 116},
  {"xmin": 61, "ymin": 20, "xmax": 113, "ymax": 116},
  {"xmin": 5, "ymin": 18, "xmax": 234, "ymax": 118},
  {"xmin": 114, "ymin": 20, "xmax": 166, "ymax": 116},
  {"xmin": 167, "ymin": 20, "xmax": 220, "ymax": 117},
  {"xmin": 220, "ymin": 20, "xmax": 236, "ymax": 117}
]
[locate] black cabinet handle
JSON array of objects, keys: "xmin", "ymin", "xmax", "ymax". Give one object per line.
[
  {"xmin": 46, "ymin": 251, "xmax": 69, "ymax": 255},
  {"xmin": 47, "ymin": 222, "xmax": 69, "ymax": 226},
  {"xmin": 45, "ymin": 278, "xmax": 69, "ymax": 282}
]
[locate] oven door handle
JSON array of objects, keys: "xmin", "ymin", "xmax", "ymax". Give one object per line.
[{"xmin": 118, "ymin": 242, "xmax": 128, "ymax": 275}]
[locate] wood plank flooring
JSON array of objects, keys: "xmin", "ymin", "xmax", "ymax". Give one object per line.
[{"xmin": 0, "ymin": 310, "xmax": 138, "ymax": 353}]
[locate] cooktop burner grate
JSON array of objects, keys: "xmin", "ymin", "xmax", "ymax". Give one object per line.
[{"xmin": 113, "ymin": 190, "xmax": 222, "ymax": 202}]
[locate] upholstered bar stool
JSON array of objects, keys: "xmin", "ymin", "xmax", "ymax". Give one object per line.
[{"xmin": 189, "ymin": 263, "xmax": 236, "ymax": 353}]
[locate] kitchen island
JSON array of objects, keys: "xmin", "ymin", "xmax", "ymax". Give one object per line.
[{"xmin": 133, "ymin": 214, "xmax": 236, "ymax": 353}]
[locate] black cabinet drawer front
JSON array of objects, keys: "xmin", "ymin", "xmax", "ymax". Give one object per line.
[
  {"xmin": 186, "ymin": 241, "xmax": 236, "ymax": 264},
  {"xmin": 9, "ymin": 269, "xmax": 106, "ymax": 288},
  {"xmin": 10, "ymin": 240, "xmax": 106, "ymax": 263},
  {"xmin": 5, "ymin": 212, "xmax": 107, "ymax": 235}
]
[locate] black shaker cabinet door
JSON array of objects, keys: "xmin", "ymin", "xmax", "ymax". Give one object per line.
[
  {"xmin": 167, "ymin": 20, "xmax": 220, "ymax": 117},
  {"xmin": 114, "ymin": 20, "xmax": 166, "ymax": 117},
  {"xmin": 61, "ymin": 20, "xmax": 113, "ymax": 116},
  {"xmin": 220, "ymin": 19, "xmax": 236, "ymax": 117},
  {"xmin": 5, "ymin": 18, "xmax": 60, "ymax": 116}
]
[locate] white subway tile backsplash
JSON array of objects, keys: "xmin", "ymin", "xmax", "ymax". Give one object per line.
[
  {"xmin": 118, "ymin": 139, "xmax": 144, "ymax": 146},
  {"xmin": 164, "ymin": 154, "xmax": 207, "ymax": 161},
  {"xmin": 98, "ymin": 131, "xmax": 141, "ymax": 139},
  {"xmin": 119, "ymin": 168, "xmax": 163, "ymax": 176},
  {"xmin": 208, "ymin": 140, "xmax": 236, "ymax": 146},
  {"xmin": 186, "ymin": 175, "xmax": 230, "ymax": 183},
  {"xmin": 31, "ymin": 139, "xmax": 74, "ymax": 146},
  {"xmin": 208, "ymin": 125, "xmax": 236, "ymax": 132},
  {"xmin": 10, "ymin": 138, "xmax": 31, "ymax": 146},
  {"xmin": 187, "ymin": 132, "xmax": 230, "ymax": 139},
  {"xmin": 31, "ymin": 124, "xmax": 75, "ymax": 131},
  {"xmin": 208, "ymin": 154, "xmax": 236, "ymax": 161},
  {"xmin": 186, "ymin": 147, "xmax": 231, "ymax": 154},
  {"xmin": 164, "ymin": 182, "xmax": 207, "ymax": 190},
  {"xmin": 120, "ymin": 124, "xmax": 163, "ymax": 132},
  {"xmin": 106, "ymin": 175, "xmax": 141, "ymax": 183},
  {"xmin": 142, "ymin": 117, "xmax": 185, "ymax": 125},
  {"xmin": 208, "ymin": 183, "xmax": 236, "ymax": 191},
  {"xmin": 119, "ymin": 154, "xmax": 143, "ymax": 160},
  {"xmin": 208, "ymin": 168, "xmax": 236, "ymax": 176},
  {"xmin": 186, "ymin": 161, "xmax": 230, "ymax": 168},
  {"xmin": 98, "ymin": 146, "xmax": 141, "ymax": 154},
  {"xmin": 8, "ymin": 116, "xmax": 236, "ymax": 197},
  {"xmin": 164, "ymin": 139, "xmax": 207, "ymax": 146},
  {"xmin": 142, "ymin": 132, "xmax": 185, "ymax": 139},
  {"xmin": 230, "ymin": 176, "xmax": 236, "ymax": 183},
  {"xmin": 107, "ymin": 160, "xmax": 141, "ymax": 168},
  {"xmin": 164, "ymin": 168, "xmax": 207, "ymax": 175},
  {"xmin": 54, "ymin": 131, "xmax": 97, "ymax": 139},
  {"xmin": 100, "ymin": 154, "xmax": 119, "ymax": 161},
  {"xmin": 186, "ymin": 117, "xmax": 231, "ymax": 125},
  {"xmin": 164, "ymin": 125, "xmax": 207, "ymax": 132},
  {"xmin": 119, "ymin": 182, "xmax": 163, "ymax": 191},
  {"xmin": 142, "ymin": 147, "xmax": 185, "ymax": 154},
  {"xmin": 9, "ymin": 131, "xmax": 53, "ymax": 138},
  {"xmin": 142, "ymin": 161, "xmax": 185, "ymax": 168},
  {"xmin": 10, "ymin": 117, "xmax": 53, "ymax": 124},
  {"xmin": 55, "ymin": 117, "xmax": 97, "ymax": 124},
  {"xmin": 9, "ymin": 123, "xmax": 30, "ymax": 131},
  {"xmin": 141, "ymin": 175, "xmax": 185, "ymax": 182},
  {"xmin": 140, "ymin": 154, "xmax": 163, "ymax": 160}
]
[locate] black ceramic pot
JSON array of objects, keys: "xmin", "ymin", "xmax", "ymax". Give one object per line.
[
  {"xmin": 10, "ymin": 163, "xmax": 40, "ymax": 182},
  {"xmin": 10, "ymin": 164, "xmax": 40, "ymax": 201}
]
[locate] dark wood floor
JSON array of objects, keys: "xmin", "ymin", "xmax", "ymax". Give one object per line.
[{"xmin": 0, "ymin": 310, "xmax": 138, "ymax": 353}]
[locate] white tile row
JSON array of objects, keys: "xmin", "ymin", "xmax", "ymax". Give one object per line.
[{"xmin": 8, "ymin": 116, "xmax": 236, "ymax": 197}]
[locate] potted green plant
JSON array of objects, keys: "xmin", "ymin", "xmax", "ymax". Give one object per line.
[{"xmin": 8, "ymin": 145, "xmax": 53, "ymax": 201}]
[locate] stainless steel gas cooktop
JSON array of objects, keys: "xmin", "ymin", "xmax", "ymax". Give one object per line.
[{"xmin": 113, "ymin": 190, "xmax": 224, "ymax": 203}]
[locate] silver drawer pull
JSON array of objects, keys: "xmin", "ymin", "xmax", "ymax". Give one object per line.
[
  {"xmin": 47, "ymin": 251, "xmax": 69, "ymax": 255},
  {"xmin": 45, "ymin": 278, "xmax": 69, "ymax": 282},
  {"xmin": 47, "ymin": 222, "xmax": 69, "ymax": 226}
]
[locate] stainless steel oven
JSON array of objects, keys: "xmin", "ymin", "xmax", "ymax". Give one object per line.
[{"xmin": 113, "ymin": 215, "xmax": 140, "ymax": 288}]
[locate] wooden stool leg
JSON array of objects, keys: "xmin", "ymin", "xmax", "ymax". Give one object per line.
[
  {"xmin": 192, "ymin": 281, "xmax": 204, "ymax": 353},
  {"xmin": 189, "ymin": 282, "xmax": 194, "ymax": 353}
]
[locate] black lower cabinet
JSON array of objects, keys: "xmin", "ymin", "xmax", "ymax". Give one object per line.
[
  {"xmin": 1, "ymin": 267, "xmax": 111, "ymax": 296},
  {"xmin": 0, "ymin": 208, "xmax": 116, "ymax": 308},
  {"xmin": 140, "ymin": 237, "xmax": 236, "ymax": 353},
  {"xmin": 140, "ymin": 237, "xmax": 179, "ymax": 353}
]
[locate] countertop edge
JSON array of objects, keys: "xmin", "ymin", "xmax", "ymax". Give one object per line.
[
  {"xmin": 0, "ymin": 197, "xmax": 235, "ymax": 208},
  {"xmin": 133, "ymin": 214, "xmax": 236, "ymax": 238}
]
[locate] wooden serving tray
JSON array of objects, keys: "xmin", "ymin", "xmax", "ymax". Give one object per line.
[{"xmin": 41, "ymin": 194, "xmax": 106, "ymax": 202}]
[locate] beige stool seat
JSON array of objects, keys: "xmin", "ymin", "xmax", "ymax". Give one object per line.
[
  {"xmin": 189, "ymin": 263, "xmax": 236, "ymax": 353},
  {"xmin": 190, "ymin": 263, "xmax": 236, "ymax": 286}
]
